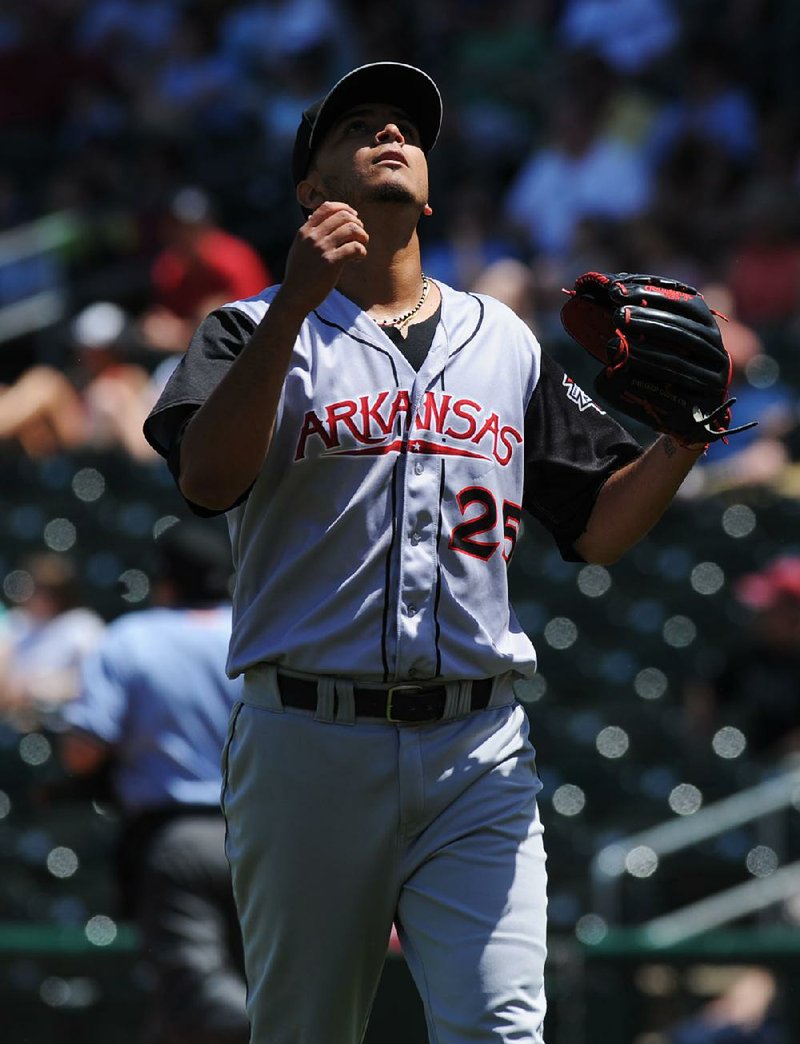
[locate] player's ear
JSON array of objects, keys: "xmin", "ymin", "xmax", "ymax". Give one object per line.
[
  {"xmin": 423, "ymin": 203, "xmax": 433, "ymax": 217},
  {"xmin": 297, "ymin": 174, "xmax": 326, "ymax": 213}
]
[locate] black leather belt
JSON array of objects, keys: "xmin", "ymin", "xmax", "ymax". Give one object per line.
[{"xmin": 276, "ymin": 675, "xmax": 493, "ymax": 723}]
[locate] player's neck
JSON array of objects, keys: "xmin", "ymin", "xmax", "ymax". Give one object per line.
[{"xmin": 337, "ymin": 234, "xmax": 427, "ymax": 318}]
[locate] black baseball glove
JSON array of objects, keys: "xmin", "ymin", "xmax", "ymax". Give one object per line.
[{"xmin": 560, "ymin": 272, "xmax": 758, "ymax": 447}]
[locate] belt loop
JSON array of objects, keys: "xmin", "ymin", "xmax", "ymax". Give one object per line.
[
  {"xmin": 264, "ymin": 664, "xmax": 285, "ymax": 711},
  {"xmin": 487, "ymin": 674, "xmax": 507, "ymax": 709},
  {"xmin": 243, "ymin": 663, "xmax": 285, "ymax": 712},
  {"xmin": 315, "ymin": 677, "xmax": 336, "ymax": 723},
  {"xmin": 442, "ymin": 681, "xmax": 469, "ymax": 721},
  {"xmin": 457, "ymin": 680, "xmax": 474, "ymax": 718},
  {"xmin": 334, "ymin": 678, "xmax": 356, "ymax": 725}
]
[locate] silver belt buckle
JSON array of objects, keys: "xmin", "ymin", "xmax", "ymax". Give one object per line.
[{"xmin": 386, "ymin": 684, "xmax": 424, "ymax": 723}]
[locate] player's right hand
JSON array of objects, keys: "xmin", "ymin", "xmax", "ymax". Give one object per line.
[{"xmin": 279, "ymin": 202, "xmax": 369, "ymax": 316}]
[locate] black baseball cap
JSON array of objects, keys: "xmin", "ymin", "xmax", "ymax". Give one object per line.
[{"xmin": 291, "ymin": 62, "xmax": 443, "ymax": 185}]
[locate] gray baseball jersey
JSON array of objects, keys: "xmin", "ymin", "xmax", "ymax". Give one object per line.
[
  {"xmin": 144, "ymin": 280, "xmax": 641, "ymax": 683},
  {"xmin": 144, "ymin": 278, "xmax": 643, "ymax": 1043}
]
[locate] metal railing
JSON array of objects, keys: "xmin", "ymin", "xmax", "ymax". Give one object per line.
[
  {"xmin": 0, "ymin": 211, "xmax": 82, "ymax": 343},
  {"xmin": 590, "ymin": 762, "xmax": 800, "ymax": 942}
]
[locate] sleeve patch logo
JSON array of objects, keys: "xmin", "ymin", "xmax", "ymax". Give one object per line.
[{"xmin": 562, "ymin": 374, "xmax": 606, "ymax": 414}]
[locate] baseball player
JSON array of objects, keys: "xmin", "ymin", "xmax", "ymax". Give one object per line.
[{"xmin": 143, "ymin": 63, "xmax": 712, "ymax": 1044}]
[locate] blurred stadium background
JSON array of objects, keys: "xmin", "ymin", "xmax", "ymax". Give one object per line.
[{"xmin": 2, "ymin": 1, "xmax": 800, "ymax": 1041}]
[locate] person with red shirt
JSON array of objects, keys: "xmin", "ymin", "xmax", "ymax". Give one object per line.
[{"xmin": 139, "ymin": 186, "xmax": 272, "ymax": 354}]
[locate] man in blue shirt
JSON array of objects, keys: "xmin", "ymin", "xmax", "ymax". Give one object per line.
[{"xmin": 60, "ymin": 520, "xmax": 247, "ymax": 1044}]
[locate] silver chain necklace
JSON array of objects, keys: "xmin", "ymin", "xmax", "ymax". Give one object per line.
[{"xmin": 373, "ymin": 274, "xmax": 430, "ymax": 328}]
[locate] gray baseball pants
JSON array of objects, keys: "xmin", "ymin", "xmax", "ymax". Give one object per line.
[{"xmin": 221, "ymin": 668, "xmax": 548, "ymax": 1043}]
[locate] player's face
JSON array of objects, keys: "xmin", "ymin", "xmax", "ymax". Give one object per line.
[{"xmin": 306, "ymin": 103, "xmax": 429, "ymax": 211}]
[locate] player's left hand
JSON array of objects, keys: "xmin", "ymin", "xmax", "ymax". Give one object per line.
[{"xmin": 560, "ymin": 272, "xmax": 758, "ymax": 448}]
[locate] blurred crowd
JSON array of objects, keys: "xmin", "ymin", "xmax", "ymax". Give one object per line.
[
  {"xmin": 0, "ymin": 0, "xmax": 799, "ymax": 481},
  {"xmin": 3, "ymin": 0, "xmax": 798, "ymax": 729}
]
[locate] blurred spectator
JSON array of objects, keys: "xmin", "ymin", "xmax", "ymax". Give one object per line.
[
  {"xmin": 668, "ymin": 966, "xmax": 788, "ymax": 1044},
  {"xmin": 645, "ymin": 48, "xmax": 759, "ymax": 168},
  {"xmin": 745, "ymin": 108, "xmax": 800, "ymax": 213},
  {"xmin": 135, "ymin": 9, "xmax": 246, "ymax": 137},
  {"xmin": 56, "ymin": 78, "xmax": 129, "ymax": 154},
  {"xmin": 557, "ymin": 0, "xmax": 680, "ymax": 77},
  {"xmin": 422, "ymin": 182, "xmax": 521, "ymax": 291},
  {"xmin": 72, "ymin": 0, "xmax": 184, "ymax": 76},
  {"xmin": 683, "ymin": 555, "xmax": 800, "ymax": 764},
  {"xmin": 256, "ymin": 45, "xmax": 334, "ymax": 157},
  {"xmin": 652, "ymin": 132, "xmax": 746, "ymax": 268},
  {"xmin": 137, "ymin": 186, "xmax": 272, "ymax": 355},
  {"xmin": 530, "ymin": 215, "xmax": 635, "ymax": 340},
  {"xmin": 616, "ymin": 214, "xmax": 708, "ymax": 289},
  {"xmin": 727, "ymin": 190, "xmax": 800, "ymax": 328},
  {"xmin": 678, "ymin": 282, "xmax": 796, "ymax": 498},
  {"xmin": 0, "ymin": 301, "xmax": 158, "ymax": 460},
  {"xmin": 444, "ymin": 0, "xmax": 552, "ymax": 174},
  {"xmin": 218, "ymin": 0, "xmax": 353, "ymax": 78},
  {"xmin": 59, "ymin": 519, "xmax": 248, "ymax": 1044},
  {"xmin": 0, "ymin": 552, "xmax": 105, "ymax": 730},
  {"xmin": 0, "ymin": 0, "xmax": 94, "ymax": 132},
  {"xmin": 503, "ymin": 67, "xmax": 651, "ymax": 259},
  {"xmin": 709, "ymin": 0, "xmax": 800, "ymax": 107},
  {"xmin": 470, "ymin": 258, "xmax": 538, "ymax": 332}
]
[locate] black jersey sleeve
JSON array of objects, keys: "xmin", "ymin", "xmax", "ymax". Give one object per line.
[
  {"xmin": 523, "ymin": 351, "xmax": 643, "ymax": 561},
  {"xmin": 143, "ymin": 305, "xmax": 258, "ymax": 516},
  {"xmin": 143, "ymin": 306, "xmax": 257, "ymax": 458}
]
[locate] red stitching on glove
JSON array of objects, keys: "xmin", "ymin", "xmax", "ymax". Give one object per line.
[
  {"xmin": 608, "ymin": 330, "xmax": 630, "ymax": 373},
  {"xmin": 620, "ymin": 390, "xmax": 664, "ymax": 425}
]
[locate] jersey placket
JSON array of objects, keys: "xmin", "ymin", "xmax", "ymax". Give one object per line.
[{"xmin": 392, "ymin": 332, "xmax": 452, "ymax": 681}]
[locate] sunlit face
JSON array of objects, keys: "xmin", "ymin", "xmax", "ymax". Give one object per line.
[{"xmin": 304, "ymin": 103, "xmax": 429, "ymax": 211}]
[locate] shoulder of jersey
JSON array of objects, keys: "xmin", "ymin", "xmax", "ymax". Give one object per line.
[
  {"xmin": 468, "ymin": 289, "xmax": 528, "ymax": 324},
  {"xmin": 220, "ymin": 284, "xmax": 280, "ymax": 326}
]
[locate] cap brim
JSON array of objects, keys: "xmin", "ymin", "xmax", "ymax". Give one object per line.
[{"xmin": 294, "ymin": 62, "xmax": 442, "ymax": 184}]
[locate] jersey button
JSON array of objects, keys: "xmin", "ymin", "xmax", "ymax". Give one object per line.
[
  {"xmin": 407, "ymin": 603, "xmax": 417, "ymax": 616},
  {"xmin": 414, "ymin": 461, "xmax": 423, "ymax": 475}
]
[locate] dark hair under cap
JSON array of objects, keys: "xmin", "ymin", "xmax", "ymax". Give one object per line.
[
  {"xmin": 154, "ymin": 520, "xmax": 233, "ymax": 605},
  {"xmin": 291, "ymin": 62, "xmax": 442, "ymax": 185}
]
